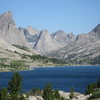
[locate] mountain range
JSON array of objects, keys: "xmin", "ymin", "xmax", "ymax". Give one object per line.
[{"xmin": 0, "ymin": 11, "xmax": 100, "ymax": 65}]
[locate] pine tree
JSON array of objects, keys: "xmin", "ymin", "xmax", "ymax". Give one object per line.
[
  {"xmin": 31, "ymin": 88, "xmax": 42, "ymax": 96},
  {"xmin": 69, "ymin": 87, "xmax": 75, "ymax": 99},
  {"xmin": 42, "ymin": 83, "xmax": 54, "ymax": 100},
  {"xmin": 54, "ymin": 90, "xmax": 60, "ymax": 99},
  {"xmin": 8, "ymin": 72, "xmax": 22, "ymax": 100},
  {"xmin": 85, "ymin": 84, "xmax": 94, "ymax": 95},
  {"xmin": 60, "ymin": 96, "xmax": 65, "ymax": 100},
  {"xmin": 97, "ymin": 79, "xmax": 100, "ymax": 88},
  {"xmin": 0, "ymin": 88, "xmax": 8, "ymax": 100}
]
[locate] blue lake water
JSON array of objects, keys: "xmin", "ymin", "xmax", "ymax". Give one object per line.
[{"xmin": 0, "ymin": 66, "xmax": 100, "ymax": 93}]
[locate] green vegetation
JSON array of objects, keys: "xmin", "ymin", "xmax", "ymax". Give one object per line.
[
  {"xmin": 69, "ymin": 88, "xmax": 75, "ymax": 99},
  {"xmin": 0, "ymin": 72, "xmax": 26, "ymax": 100},
  {"xmin": 0, "ymin": 58, "xmax": 8, "ymax": 68},
  {"xmin": 9, "ymin": 60, "xmax": 29, "ymax": 70},
  {"xmin": 85, "ymin": 79, "xmax": 100, "ymax": 95},
  {"xmin": 12, "ymin": 44, "xmax": 30, "ymax": 51},
  {"xmin": 0, "ymin": 88, "xmax": 8, "ymax": 100},
  {"xmin": 31, "ymin": 88, "xmax": 42, "ymax": 96},
  {"xmin": 42, "ymin": 83, "xmax": 69, "ymax": 100},
  {"xmin": 8, "ymin": 72, "xmax": 22, "ymax": 100},
  {"xmin": 90, "ymin": 55, "xmax": 100, "ymax": 65},
  {"xmin": 42, "ymin": 83, "xmax": 54, "ymax": 100},
  {"xmin": 54, "ymin": 90, "xmax": 60, "ymax": 99},
  {"xmin": 65, "ymin": 52, "xmax": 100, "ymax": 65},
  {"xmin": 0, "ymin": 53, "xmax": 67, "ymax": 71},
  {"xmin": 89, "ymin": 91, "xmax": 100, "ymax": 100},
  {"xmin": 0, "ymin": 59, "xmax": 29, "ymax": 71},
  {"xmin": 20, "ymin": 54, "xmax": 66, "ymax": 64},
  {"xmin": 85, "ymin": 79, "xmax": 100, "ymax": 100},
  {"xmin": 88, "ymin": 98, "xmax": 100, "ymax": 100},
  {"xmin": 0, "ymin": 72, "xmax": 71, "ymax": 100}
]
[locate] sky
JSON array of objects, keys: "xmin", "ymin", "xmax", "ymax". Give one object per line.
[{"xmin": 0, "ymin": 0, "xmax": 100, "ymax": 34}]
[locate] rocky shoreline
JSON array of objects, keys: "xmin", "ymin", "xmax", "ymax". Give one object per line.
[{"xmin": 26, "ymin": 91, "xmax": 90, "ymax": 100}]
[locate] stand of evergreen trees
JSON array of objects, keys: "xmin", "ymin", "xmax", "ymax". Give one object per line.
[
  {"xmin": 0, "ymin": 72, "xmax": 72, "ymax": 100},
  {"xmin": 85, "ymin": 79, "xmax": 100, "ymax": 99},
  {"xmin": 3, "ymin": 71, "xmax": 100, "ymax": 100},
  {"xmin": 0, "ymin": 72, "xmax": 25, "ymax": 100},
  {"xmin": 85, "ymin": 79, "xmax": 100, "ymax": 95}
]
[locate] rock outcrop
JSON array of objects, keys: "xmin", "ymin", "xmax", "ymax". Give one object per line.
[
  {"xmin": 19, "ymin": 27, "xmax": 40, "ymax": 48},
  {"xmin": 0, "ymin": 11, "xmax": 29, "ymax": 48},
  {"xmin": 33, "ymin": 30, "xmax": 58, "ymax": 54},
  {"xmin": 0, "ymin": 11, "xmax": 100, "ymax": 64},
  {"xmin": 51, "ymin": 30, "xmax": 75, "ymax": 46}
]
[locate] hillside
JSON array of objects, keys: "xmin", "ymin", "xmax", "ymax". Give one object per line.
[{"xmin": 0, "ymin": 11, "xmax": 100, "ymax": 70}]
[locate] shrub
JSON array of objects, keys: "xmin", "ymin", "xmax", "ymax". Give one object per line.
[
  {"xmin": 89, "ymin": 91, "xmax": 100, "ymax": 99},
  {"xmin": 85, "ymin": 79, "xmax": 100, "ymax": 95},
  {"xmin": 31, "ymin": 88, "xmax": 42, "ymax": 96}
]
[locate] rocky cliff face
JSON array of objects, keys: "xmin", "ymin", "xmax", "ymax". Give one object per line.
[
  {"xmin": 76, "ymin": 24, "xmax": 100, "ymax": 43},
  {"xmin": 22, "ymin": 22, "xmax": 100, "ymax": 64},
  {"xmin": 89, "ymin": 24, "xmax": 100, "ymax": 39},
  {"xmin": 47, "ymin": 24, "xmax": 100, "ymax": 64},
  {"xmin": 33, "ymin": 30, "xmax": 59, "ymax": 54},
  {"xmin": 0, "ymin": 11, "xmax": 29, "ymax": 48},
  {"xmin": 19, "ymin": 27, "xmax": 40, "ymax": 48},
  {"xmin": 0, "ymin": 11, "xmax": 100, "ymax": 64},
  {"xmin": 23, "ymin": 29, "xmax": 75, "ymax": 54},
  {"xmin": 51, "ymin": 31, "xmax": 75, "ymax": 45},
  {"xmin": 26, "ymin": 26, "xmax": 39, "ymax": 35}
]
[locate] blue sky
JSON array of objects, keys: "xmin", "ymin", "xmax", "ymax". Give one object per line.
[{"xmin": 0, "ymin": 0, "xmax": 100, "ymax": 34}]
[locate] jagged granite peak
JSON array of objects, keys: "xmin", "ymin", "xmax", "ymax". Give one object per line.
[
  {"xmin": 33, "ymin": 30, "xmax": 58, "ymax": 54},
  {"xmin": 26, "ymin": 26, "xmax": 40, "ymax": 35},
  {"xmin": 54, "ymin": 30, "xmax": 66, "ymax": 34},
  {"xmin": 1, "ymin": 11, "xmax": 12, "ymax": 18},
  {"xmin": 66, "ymin": 33, "xmax": 75, "ymax": 41},
  {"xmin": 52, "ymin": 30, "xmax": 66, "ymax": 36},
  {"xmin": 0, "ymin": 11, "xmax": 30, "ymax": 48},
  {"xmin": 51, "ymin": 30, "xmax": 67, "ymax": 43},
  {"xmin": 40, "ymin": 30, "xmax": 49, "ymax": 35},
  {"xmin": 92, "ymin": 24, "xmax": 100, "ymax": 33},
  {"xmin": 0, "ymin": 11, "xmax": 12, "ymax": 19},
  {"xmin": 47, "ymin": 23, "xmax": 100, "ymax": 63},
  {"xmin": 51, "ymin": 30, "xmax": 75, "ymax": 46},
  {"xmin": 89, "ymin": 24, "xmax": 100, "ymax": 38},
  {"xmin": 0, "ymin": 10, "xmax": 100, "ymax": 63},
  {"xmin": 75, "ymin": 33, "xmax": 89, "ymax": 41},
  {"xmin": 19, "ymin": 27, "xmax": 40, "ymax": 47},
  {"xmin": 0, "ymin": 11, "xmax": 15, "ymax": 28},
  {"xmin": 76, "ymin": 24, "xmax": 100, "ymax": 42}
]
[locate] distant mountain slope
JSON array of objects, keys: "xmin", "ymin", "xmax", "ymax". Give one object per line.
[
  {"xmin": 46, "ymin": 24, "xmax": 100, "ymax": 64},
  {"xmin": 51, "ymin": 30, "xmax": 75, "ymax": 47},
  {"xmin": 0, "ymin": 11, "xmax": 100, "ymax": 65}
]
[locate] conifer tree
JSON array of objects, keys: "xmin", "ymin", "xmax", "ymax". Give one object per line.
[
  {"xmin": 97, "ymin": 79, "xmax": 100, "ymax": 88},
  {"xmin": 42, "ymin": 83, "xmax": 54, "ymax": 100},
  {"xmin": 69, "ymin": 87, "xmax": 75, "ymax": 99},
  {"xmin": 8, "ymin": 72, "xmax": 22, "ymax": 100},
  {"xmin": 0, "ymin": 88, "xmax": 8, "ymax": 100},
  {"xmin": 54, "ymin": 90, "xmax": 60, "ymax": 99},
  {"xmin": 85, "ymin": 84, "xmax": 94, "ymax": 95}
]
